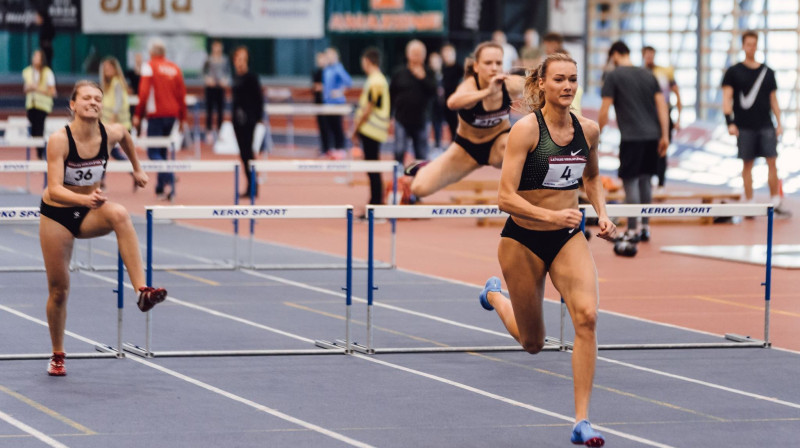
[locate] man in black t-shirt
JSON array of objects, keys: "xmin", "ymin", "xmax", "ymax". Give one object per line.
[{"xmin": 722, "ymin": 30, "xmax": 790, "ymax": 217}]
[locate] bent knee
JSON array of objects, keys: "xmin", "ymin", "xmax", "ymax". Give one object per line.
[
  {"xmin": 48, "ymin": 288, "xmax": 69, "ymax": 306},
  {"xmin": 572, "ymin": 306, "xmax": 598, "ymax": 332},
  {"xmin": 521, "ymin": 338, "xmax": 546, "ymax": 354},
  {"xmin": 105, "ymin": 204, "xmax": 132, "ymax": 227},
  {"xmin": 410, "ymin": 178, "xmax": 431, "ymax": 198}
]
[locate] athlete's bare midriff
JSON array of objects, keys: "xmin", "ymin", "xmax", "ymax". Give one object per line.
[
  {"xmin": 456, "ymin": 116, "xmax": 511, "ymax": 144},
  {"xmin": 42, "ymin": 182, "xmax": 101, "ymax": 208},
  {"xmin": 513, "ymin": 189, "xmax": 580, "ymax": 231}
]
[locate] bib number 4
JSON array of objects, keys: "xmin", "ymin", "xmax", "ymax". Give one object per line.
[{"xmin": 542, "ymin": 155, "xmax": 586, "ymax": 188}]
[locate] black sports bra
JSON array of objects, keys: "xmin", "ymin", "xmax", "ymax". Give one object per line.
[
  {"xmin": 63, "ymin": 123, "xmax": 109, "ymax": 187},
  {"xmin": 457, "ymin": 73, "xmax": 511, "ymax": 129},
  {"xmin": 518, "ymin": 110, "xmax": 589, "ymax": 191}
]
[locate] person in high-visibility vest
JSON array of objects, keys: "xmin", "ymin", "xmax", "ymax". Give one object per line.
[{"xmin": 22, "ymin": 49, "xmax": 56, "ymax": 159}]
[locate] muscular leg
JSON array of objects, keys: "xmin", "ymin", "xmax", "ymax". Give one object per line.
[
  {"xmin": 742, "ymin": 159, "xmax": 755, "ymax": 201},
  {"xmin": 40, "ymin": 217, "xmax": 75, "ymax": 353},
  {"xmin": 486, "ymin": 131, "xmax": 509, "ymax": 169},
  {"xmin": 765, "ymin": 156, "xmax": 779, "ymax": 198},
  {"xmin": 78, "ymin": 202, "xmax": 145, "ymax": 291},
  {"xmin": 410, "ymin": 142, "xmax": 479, "ymax": 198},
  {"xmin": 548, "ymin": 234, "xmax": 599, "ymax": 422},
  {"xmin": 493, "ymin": 237, "xmax": 548, "ymax": 353}
]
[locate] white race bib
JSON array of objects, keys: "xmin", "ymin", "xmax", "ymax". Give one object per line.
[
  {"xmin": 64, "ymin": 160, "xmax": 105, "ymax": 186},
  {"xmin": 542, "ymin": 155, "xmax": 586, "ymax": 188}
]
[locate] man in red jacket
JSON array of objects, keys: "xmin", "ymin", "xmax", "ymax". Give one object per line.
[{"xmin": 133, "ymin": 38, "xmax": 187, "ymax": 200}]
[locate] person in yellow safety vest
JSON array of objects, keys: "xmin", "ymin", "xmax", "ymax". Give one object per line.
[
  {"xmin": 99, "ymin": 57, "xmax": 131, "ymax": 161},
  {"xmin": 351, "ymin": 47, "xmax": 391, "ymax": 215},
  {"xmin": 23, "ymin": 49, "xmax": 56, "ymax": 159}
]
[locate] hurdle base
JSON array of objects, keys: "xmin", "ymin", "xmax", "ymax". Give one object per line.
[
  {"xmin": 548, "ymin": 337, "xmax": 769, "ymax": 351},
  {"xmin": 0, "ymin": 352, "xmax": 119, "ymax": 361},
  {"xmin": 125, "ymin": 343, "xmax": 346, "ymax": 358},
  {"xmin": 94, "ymin": 344, "xmax": 125, "ymax": 358},
  {"xmin": 725, "ymin": 333, "xmax": 770, "ymax": 348},
  {"xmin": 315, "ymin": 339, "xmax": 352, "ymax": 353},
  {"xmin": 123, "ymin": 342, "xmax": 154, "ymax": 358},
  {"xmin": 241, "ymin": 262, "xmax": 387, "ymax": 271}
]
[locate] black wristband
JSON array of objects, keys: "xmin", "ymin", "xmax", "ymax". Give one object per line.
[{"xmin": 725, "ymin": 114, "xmax": 734, "ymax": 126}]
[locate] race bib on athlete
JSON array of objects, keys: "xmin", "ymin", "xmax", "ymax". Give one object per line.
[
  {"xmin": 542, "ymin": 155, "xmax": 586, "ymax": 188},
  {"xmin": 64, "ymin": 160, "xmax": 106, "ymax": 186}
]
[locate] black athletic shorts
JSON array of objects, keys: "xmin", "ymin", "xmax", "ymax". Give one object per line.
[
  {"xmin": 618, "ymin": 139, "xmax": 659, "ymax": 179},
  {"xmin": 40, "ymin": 200, "xmax": 90, "ymax": 237},
  {"xmin": 737, "ymin": 128, "xmax": 778, "ymax": 160},
  {"xmin": 500, "ymin": 217, "xmax": 581, "ymax": 269},
  {"xmin": 454, "ymin": 129, "xmax": 510, "ymax": 166}
]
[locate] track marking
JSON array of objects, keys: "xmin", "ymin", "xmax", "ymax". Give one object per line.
[
  {"xmin": 352, "ymin": 354, "xmax": 675, "ymax": 448},
  {"xmin": 692, "ymin": 294, "xmax": 800, "ymax": 318},
  {"xmin": 165, "ymin": 269, "xmax": 221, "ymax": 286},
  {"xmin": 0, "ymin": 304, "xmax": 373, "ymax": 448},
  {"xmin": 0, "ymin": 409, "xmax": 69, "ymax": 448},
  {"xmin": 0, "ymin": 385, "xmax": 96, "ymax": 435}
]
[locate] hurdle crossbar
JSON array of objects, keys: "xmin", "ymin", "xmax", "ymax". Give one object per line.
[
  {"xmin": 126, "ymin": 204, "xmax": 355, "ymax": 358},
  {"xmin": 365, "ymin": 203, "xmax": 774, "ymax": 354},
  {"xmin": 245, "ymin": 160, "xmax": 401, "ymax": 270}
]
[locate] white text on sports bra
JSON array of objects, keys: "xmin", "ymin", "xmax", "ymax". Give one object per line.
[
  {"xmin": 542, "ymin": 155, "xmax": 586, "ymax": 188},
  {"xmin": 65, "ymin": 160, "xmax": 105, "ymax": 186}
]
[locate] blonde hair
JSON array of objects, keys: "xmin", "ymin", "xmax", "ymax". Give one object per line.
[
  {"xmin": 99, "ymin": 57, "xmax": 129, "ymax": 94},
  {"xmin": 463, "ymin": 41, "xmax": 504, "ymax": 79},
  {"xmin": 524, "ymin": 52, "xmax": 577, "ymax": 111},
  {"xmin": 68, "ymin": 80, "xmax": 103, "ymax": 119}
]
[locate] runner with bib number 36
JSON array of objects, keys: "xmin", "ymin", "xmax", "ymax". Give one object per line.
[{"xmin": 477, "ymin": 52, "xmax": 615, "ymax": 447}]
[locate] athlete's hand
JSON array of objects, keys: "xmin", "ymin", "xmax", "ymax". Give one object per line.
[
  {"xmin": 776, "ymin": 124, "xmax": 783, "ymax": 139},
  {"xmin": 86, "ymin": 189, "xmax": 107, "ymax": 209},
  {"xmin": 658, "ymin": 136, "xmax": 669, "ymax": 157},
  {"xmin": 133, "ymin": 170, "xmax": 149, "ymax": 188},
  {"xmin": 727, "ymin": 123, "xmax": 739, "ymax": 137},
  {"xmin": 549, "ymin": 208, "xmax": 583, "ymax": 229},
  {"xmin": 488, "ymin": 74, "xmax": 507, "ymax": 94},
  {"xmin": 596, "ymin": 216, "xmax": 617, "ymax": 242}
]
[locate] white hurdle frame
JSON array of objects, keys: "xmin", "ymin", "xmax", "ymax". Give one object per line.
[
  {"xmin": 362, "ymin": 203, "xmax": 775, "ymax": 354},
  {"xmin": 245, "ymin": 159, "xmax": 401, "ymax": 270},
  {"xmin": 122, "ymin": 204, "xmax": 355, "ymax": 358},
  {"xmin": 0, "ymin": 207, "xmax": 124, "ymax": 360}
]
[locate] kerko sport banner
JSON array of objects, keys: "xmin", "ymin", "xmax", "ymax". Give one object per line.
[
  {"xmin": 82, "ymin": 0, "xmax": 324, "ymax": 38},
  {"xmin": 327, "ymin": 0, "xmax": 446, "ymax": 34}
]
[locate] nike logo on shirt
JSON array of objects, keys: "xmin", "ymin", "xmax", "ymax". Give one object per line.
[
  {"xmin": 739, "ymin": 67, "xmax": 768, "ymax": 110},
  {"xmin": 571, "ymin": 150, "xmax": 582, "ymax": 156}
]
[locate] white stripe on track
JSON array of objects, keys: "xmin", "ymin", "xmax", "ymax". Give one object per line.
[
  {"xmin": 0, "ymin": 409, "xmax": 70, "ymax": 448},
  {"xmin": 353, "ymin": 354, "xmax": 674, "ymax": 448},
  {"xmin": 0, "ymin": 304, "xmax": 372, "ymax": 448}
]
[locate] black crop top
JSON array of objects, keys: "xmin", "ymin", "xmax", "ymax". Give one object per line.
[
  {"xmin": 457, "ymin": 73, "xmax": 512, "ymax": 129},
  {"xmin": 518, "ymin": 110, "xmax": 589, "ymax": 191},
  {"xmin": 63, "ymin": 123, "xmax": 109, "ymax": 187}
]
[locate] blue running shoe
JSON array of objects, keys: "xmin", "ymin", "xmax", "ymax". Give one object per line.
[
  {"xmin": 571, "ymin": 420, "xmax": 605, "ymax": 447},
  {"xmin": 479, "ymin": 277, "xmax": 501, "ymax": 311}
]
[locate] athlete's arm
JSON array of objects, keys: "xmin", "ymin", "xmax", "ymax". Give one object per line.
[
  {"xmin": 109, "ymin": 123, "xmax": 148, "ymax": 188},
  {"xmin": 446, "ymin": 75, "xmax": 498, "ymax": 110},
  {"xmin": 504, "ymin": 74, "xmax": 527, "ymax": 98},
  {"xmin": 770, "ymin": 90, "xmax": 782, "ymax": 138},
  {"xmin": 44, "ymin": 130, "xmax": 106, "ymax": 208},
  {"xmin": 498, "ymin": 114, "xmax": 581, "ymax": 228},
  {"xmin": 722, "ymin": 85, "xmax": 738, "ymax": 137},
  {"xmin": 654, "ymin": 92, "xmax": 670, "ymax": 156},
  {"xmin": 580, "ymin": 118, "xmax": 616, "ymax": 242},
  {"xmin": 670, "ymin": 82, "xmax": 682, "ymax": 129},
  {"xmin": 597, "ymin": 97, "xmax": 613, "ymax": 132}
]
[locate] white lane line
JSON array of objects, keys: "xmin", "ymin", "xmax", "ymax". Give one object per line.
[
  {"xmin": 0, "ymin": 304, "xmax": 373, "ymax": 448},
  {"xmin": 240, "ymin": 269, "xmax": 514, "ymax": 339},
  {"xmin": 352, "ymin": 354, "xmax": 674, "ymax": 448},
  {"xmin": 598, "ymin": 356, "xmax": 800, "ymax": 410},
  {"xmin": 0, "ymin": 409, "xmax": 70, "ymax": 448}
]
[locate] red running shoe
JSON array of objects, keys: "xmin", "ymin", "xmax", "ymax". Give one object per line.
[
  {"xmin": 137, "ymin": 287, "xmax": 167, "ymax": 312},
  {"xmin": 47, "ymin": 352, "xmax": 66, "ymax": 376}
]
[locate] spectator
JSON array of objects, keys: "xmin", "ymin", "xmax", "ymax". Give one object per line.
[
  {"xmin": 542, "ymin": 32, "xmax": 564, "ymax": 56},
  {"xmin": 722, "ymin": 31, "xmax": 791, "ymax": 217},
  {"xmin": 203, "ymin": 40, "xmax": 231, "ymax": 144},
  {"xmin": 133, "ymin": 38, "xmax": 188, "ymax": 201},
  {"xmin": 312, "ymin": 51, "xmax": 329, "ymax": 156},
  {"xmin": 124, "ymin": 52, "xmax": 143, "ymax": 122},
  {"xmin": 321, "ymin": 47, "xmax": 352, "ymax": 159},
  {"xmin": 642, "ymin": 45, "xmax": 682, "ymax": 192},
  {"xmin": 389, "ymin": 40, "xmax": 437, "ymax": 165},
  {"xmin": 351, "ymin": 47, "xmax": 390, "ymax": 213},
  {"xmin": 428, "ymin": 51, "xmax": 446, "ymax": 153},
  {"xmin": 99, "ymin": 57, "xmax": 131, "ymax": 161},
  {"xmin": 35, "ymin": 8, "xmax": 55, "ymax": 69},
  {"xmin": 598, "ymin": 41, "xmax": 670, "ymax": 242},
  {"xmin": 440, "ymin": 43, "xmax": 463, "ymax": 144},
  {"xmin": 491, "ymin": 30, "xmax": 519, "ymax": 73},
  {"xmin": 231, "ymin": 46, "xmax": 264, "ymax": 198},
  {"xmin": 519, "ymin": 28, "xmax": 543, "ymax": 69},
  {"xmin": 22, "ymin": 49, "xmax": 56, "ymax": 160}
]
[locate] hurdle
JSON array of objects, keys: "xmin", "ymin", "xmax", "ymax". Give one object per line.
[
  {"xmin": 122, "ymin": 204, "xmax": 354, "ymax": 358},
  {"xmin": 0, "ymin": 208, "xmax": 124, "ymax": 360},
  {"xmin": 265, "ymin": 103, "xmax": 353, "ymax": 150},
  {"xmin": 0, "ymin": 138, "xmax": 46, "ymax": 192},
  {"xmin": 245, "ymin": 159, "xmax": 401, "ymax": 270},
  {"xmin": 360, "ymin": 203, "xmax": 774, "ymax": 354}
]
